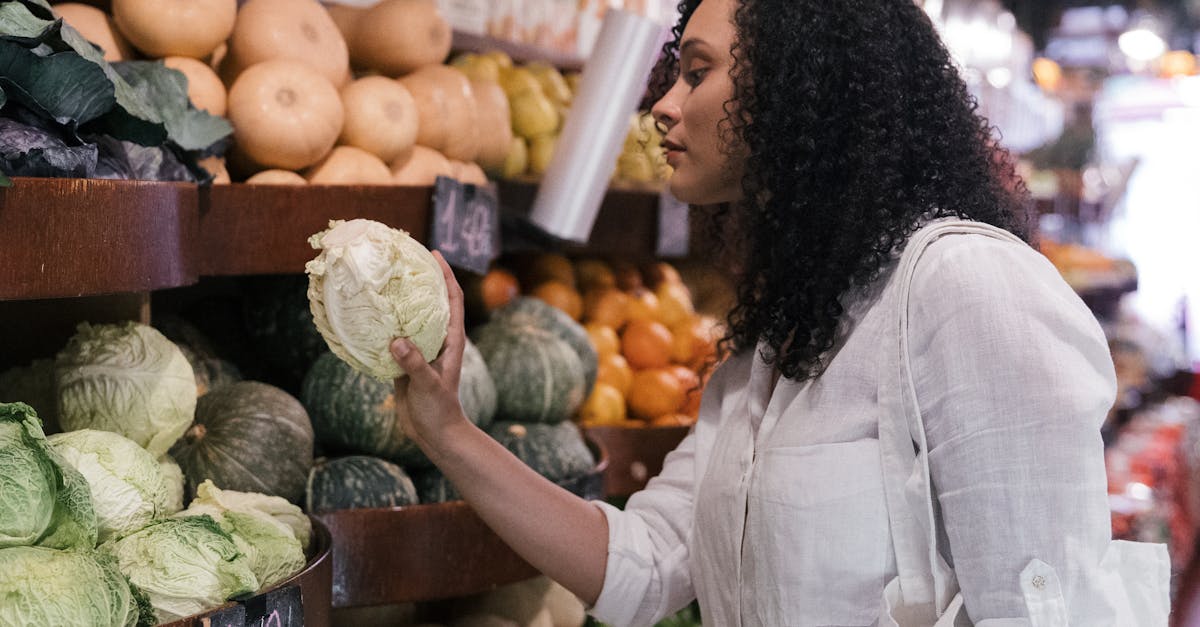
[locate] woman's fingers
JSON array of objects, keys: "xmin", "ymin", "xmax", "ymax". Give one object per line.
[
  {"xmin": 431, "ymin": 251, "xmax": 466, "ymax": 381},
  {"xmin": 390, "ymin": 338, "xmax": 439, "ymax": 388}
]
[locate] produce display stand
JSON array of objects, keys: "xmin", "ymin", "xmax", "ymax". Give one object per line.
[
  {"xmin": 315, "ymin": 438, "xmax": 608, "ymax": 608},
  {"xmin": 199, "ymin": 184, "xmax": 434, "ymax": 276},
  {"xmin": 0, "ymin": 177, "xmax": 199, "ymax": 301},
  {"xmin": 160, "ymin": 516, "xmax": 334, "ymax": 627},
  {"xmin": 583, "ymin": 425, "xmax": 690, "ymax": 498}
]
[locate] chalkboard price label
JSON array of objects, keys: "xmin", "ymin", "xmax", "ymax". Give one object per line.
[
  {"xmin": 431, "ymin": 176, "xmax": 499, "ymax": 275},
  {"xmin": 242, "ymin": 586, "xmax": 303, "ymax": 627},
  {"xmin": 201, "ymin": 604, "xmax": 245, "ymax": 627}
]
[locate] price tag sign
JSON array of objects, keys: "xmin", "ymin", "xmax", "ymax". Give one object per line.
[
  {"xmin": 431, "ymin": 176, "xmax": 499, "ymax": 275},
  {"xmin": 242, "ymin": 586, "xmax": 303, "ymax": 627},
  {"xmin": 201, "ymin": 604, "xmax": 245, "ymax": 627},
  {"xmin": 656, "ymin": 187, "xmax": 690, "ymax": 258}
]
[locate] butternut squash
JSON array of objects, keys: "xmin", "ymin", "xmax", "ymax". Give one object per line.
[
  {"xmin": 391, "ymin": 145, "xmax": 454, "ymax": 186},
  {"xmin": 111, "ymin": 0, "xmax": 235, "ymax": 59},
  {"xmin": 224, "ymin": 0, "xmax": 350, "ymax": 87},
  {"xmin": 52, "ymin": 3, "xmax": 134, "ymax": 62},
  {"xmin": 339, "ymin": 76, "xmax": 420, "ymax": 163},
  {"xmin": 352, "ymin": 0, "xmax": 452, "ymax": 76},
  {"xmin": 163, "ymin": 56, "xmax": 227, "ymax": 116},
  {"xmin": 305, "ymin": 146, "xmax": 393, "ymax": 185},
  {"xmin": 227, "ymin": 60, "xmax": 344, "ymax": 171},
  {"xmin": 245, "ymin": 169, "xmax": 307, "ymax": 185},
  {"xmin": 399, "ymin": 65, "xmax": 479, "ymax": 162}
]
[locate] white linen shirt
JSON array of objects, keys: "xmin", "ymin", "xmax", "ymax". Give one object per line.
[{"xmin": 590, "ymin": 231, "xmax": 1124, "ymax": 626}]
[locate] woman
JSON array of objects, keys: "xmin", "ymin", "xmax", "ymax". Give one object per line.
[{"xmin": 389, "ymin": 0, "xmax": 1167, "ymax": 624}]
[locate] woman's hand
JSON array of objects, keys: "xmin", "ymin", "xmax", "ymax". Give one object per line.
[{"xmin": 389, "ymin": 251, "xmax": 471, "ymax": 458}]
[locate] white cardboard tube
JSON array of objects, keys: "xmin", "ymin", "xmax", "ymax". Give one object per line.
[{"xmin": 528, "ymin": 9, "xmax": 666, "ymax": 243}]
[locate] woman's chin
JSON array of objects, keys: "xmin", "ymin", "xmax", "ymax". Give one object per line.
[{"xmin": 668, "ymin": 175, "xmax": 739, "ymax": 206}]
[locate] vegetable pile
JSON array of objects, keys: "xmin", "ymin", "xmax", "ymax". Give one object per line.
[{"xmin": 0, "ymin": 0, "xmax": 231, "ymax": 184}]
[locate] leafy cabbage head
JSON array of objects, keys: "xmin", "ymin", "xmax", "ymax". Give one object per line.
[
  {"xmin": 177, "ymin": 480, "xmax": 309, "ymax": 589},
  {"xmin": 103, "ymin": 516, "xmax": 259, "ymax": 623},
  {"xmin": 55, "ymin": 322, "xmax": 197, "ymax": 458},
  {"xmin": 306, "ymin": 219, "xmax": 450, "ymax": 380},
  {"xmin": 159, "ymin": 455, "xmax": 186, "ymax": 515},
  {"xmin": 0, "ymin": 402, "xmax": 98, "ymax": 550},
  {"xmin": 0, "ymin": 546, "xmax": 150, "ymax": 627},
  {"xmin": 48, "ymin": 429, "xmax": 174, "ymax": 543}
]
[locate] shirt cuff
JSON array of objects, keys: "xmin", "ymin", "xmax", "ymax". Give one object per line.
[{"xmin": 588, "ymin": 500, "xmax": 655, "ymax": 627}]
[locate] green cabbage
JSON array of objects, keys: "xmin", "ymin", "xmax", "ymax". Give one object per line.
[
  {"xmin": 306, "ymin": 219, "xmax": 450, "ymax": 380},
  {"xmin": 48, "ymin": 430, "xmax": 174, "ymax": 543},
  {"xmin": 0, "ymin": 546, "xmax": 150, "ymax": 627},
  {"xmin": 178, "ymin": 481, "xmax": 308, "ymax": 589},
  {"xmin": 159, "ymin": 455, "xmax": 186, "ymax": 515},
  {"xmin": 55, "ymin": 322, "xmax": 197, "ymax": 458},
  {"xmin": 0, "ymin": 402, "xmax": 97, "ymax": 550},
  {"xmin": 103, "ymin": 516, "xmax": 259, "ymax": 623}
]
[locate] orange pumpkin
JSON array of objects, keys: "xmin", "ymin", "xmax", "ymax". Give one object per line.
[
  {"xmin": 245, "ymin": 169, "xmax": 307, "ymax": 185},
  {"xmin": 163, "ymin": 56, "xmax": 227, "ymax": 116},
  {"xmin": 351, "ymin": 0, "xmax": 452, "ymax": 76},
  {"xmin": 53, "ymin": 3, "xmax": 134, "ymax": 62},
  {"xmin": 223, "ymin": 0, "xmax": 350, "ymax": 87},
  {"xmin": 338, "ymin": 76, "xmax": 419, "ymax": 163},
  {"xmin": 304, "ymin": 146, "xmax": 393, "ymax": 185},
  {"xmin": 390, "ymin": 145, "xmax": 455, "ymax": 186},
  {"xmin": 399, "ymin": 65, "xmax": 479, "ymax": 162}
]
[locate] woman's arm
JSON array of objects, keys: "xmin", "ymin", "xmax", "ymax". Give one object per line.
[
  {"xmin": 389, "ymin": 253, "xmax": 609, "ymax": 603},
  {"xmin": 909, "ymin": 234, "xmax": 1118, "ymax": 623}
]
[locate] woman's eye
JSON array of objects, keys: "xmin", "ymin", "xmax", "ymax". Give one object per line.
[{"xmin": 683, "ymin": 68, "xmax": 708, "ymax": 86}]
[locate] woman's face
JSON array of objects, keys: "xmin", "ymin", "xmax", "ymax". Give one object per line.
[{"xmin": 651, "ymin": 0, "xmax": 745, "ymax": 205}]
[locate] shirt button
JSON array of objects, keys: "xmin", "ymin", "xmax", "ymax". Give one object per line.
[{"xmin": 1031, "ymin": 575, "xmax": 1047, "ymax": 590}]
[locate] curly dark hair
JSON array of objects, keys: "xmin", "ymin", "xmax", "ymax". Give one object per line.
[{"xmin": 651, "ymin": 0, "xmax": 1032, "ymax": 381}]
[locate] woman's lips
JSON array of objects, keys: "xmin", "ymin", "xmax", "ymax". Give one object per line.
[{"xmin": 663, "ymin": 139, "xmax": 685, "ymax": 166}]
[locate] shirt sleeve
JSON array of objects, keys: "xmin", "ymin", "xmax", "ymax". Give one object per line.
[
  {"xmin": 907, "ymin": 233, "xmax": 1119, "ymax": 624},
  {"xmin": 588, "ymin": 426, "xmax": 702, "ymax": 626}
]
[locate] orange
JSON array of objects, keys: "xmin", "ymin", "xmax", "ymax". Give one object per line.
[
  {"xmin": 596, "ymin": 353, "xmax": 634, "ymax": 395},
  {"xmin": 641, "ymin": 261, "xmax": 682, "ymax": 288},
  {"xmin": 574, "ymin": 258, "xmax": 616, "ymax": 291},
  {"xmin": 666, "ymin": 365, "xmax": 700, "ymax": 393},
  {"xmin": 519, "ymin": 252, "xmax": 575, "ymax": 289},
  {"xmin": 578, "ymin": 382, "xmax": 626, "ymax": 426},
  {"xmin": 531, "ymin": 280, "xmax": 583, "ymax": 321},
  {"xmin": 583, "ymin": 288, "xmax": 630, "ymax": 329},
  {"xmin": 671, "ymin": 316, "xmax": 720, "ymax": 370},
  {"xmin": 585, "ymin": 323, "xmax": 620, "ymax": 359},
  {"xmin": 481, "ymin": 268, "xmax": 519, "ymax": 312},
  {"xmin": 627, "ymin": 368, "xmax": 686, "ymax": 420},
  {"xmin": 612, "ymin": 260, "xmax": 644, "ymax": 291},
  {"xmin": 625, "ymin": 288, "xmax": 661, "ymax": 324},
  {"xmin": 656, "ymin": 281, "xmax": 694, "ymax": 328},
  {"xmin": 621, "ymin": 319, "xmax": 673, "ymax": 370}
]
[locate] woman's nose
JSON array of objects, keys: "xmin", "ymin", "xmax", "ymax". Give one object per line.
[{"xmin": 651, "ymin": 88, "xmax": 682, "ymax": 131}]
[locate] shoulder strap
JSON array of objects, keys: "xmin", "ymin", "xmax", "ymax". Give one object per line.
[{"xmin": 878, "ymin": 219, "xmax": 1027, "ymax": 615}]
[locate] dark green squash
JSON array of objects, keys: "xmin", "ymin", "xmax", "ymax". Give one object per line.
[
  {"xmin": 242, "ymin": 275, "xmax": 327, "ymax": 391},
  {"xmin": 305, "ymin": 455, "xmax": 418, "ymax": 513},
  {"xmin": 470, "ymin": 323, "xmax": 586, "ymax": 424},
  {"xmin": 491, "ymin": 297, "xmax": 597, "ymax": 396},
  {"xmin": 170, "ymin": 381, "xmax": 314, "ymax": 504},
  {"xmin": 411, "ymin": 466, "xmax": 461, "ymax": 504},
  {"xmin": 486, "ymin": 421, "xmax": 594, "ymax": 483}
]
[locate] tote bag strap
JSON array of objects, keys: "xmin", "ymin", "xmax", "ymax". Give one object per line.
[{"xmin": 878, "ymin": 219, "xmax": 1027, "ymax": 614}]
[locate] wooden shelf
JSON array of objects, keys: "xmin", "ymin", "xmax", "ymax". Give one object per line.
[
  {"xmin": 583, "ymin": 425, "xmax": 690, "ymax": 498},
  {"xmin": 316, "ymin": 501, "xmax": 538, "ymax": 607},
  {"xmin": 497, "ymin": 179, "xmax": 666, "ymax": 259},
  {"xmin": 198, "ymin": 184, "xmax": 433, "ymax": 276},
  {"xmin": 0, "ymin": 178, "xmax": 199, "ymax": 301},
  {"xmin": 314, "ymin": 438, "xmax": 607, "ymax": 607},
  {"xmin": 161, "ymin": 515, "xmax": 334, "ymax": 627}
]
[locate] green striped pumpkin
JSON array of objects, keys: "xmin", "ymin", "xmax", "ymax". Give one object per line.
[
  {"xmin": 170, "ymin": 381, "xmax": 314, "ymax": 505},
  {"xmin": 470, "ymin": 322, "xmax": 585, "ymax": 423},
  {"xmin": 486, "ymin": 421, "xmax": 594, "ymax": 483},
  {"xmin": 305, "ymin": 456, "xmax": 418, "ymax": 513},
  {"xmin": 491, "ymin": 297, "xmax": 597, "ymax": 396},
  {"xmin": 411, "ymin": 467, "xmax": 461, "ymax": 504},
  {"xmin": 301, "ymin": 340, "xmax": 495, "ymax": 467}
]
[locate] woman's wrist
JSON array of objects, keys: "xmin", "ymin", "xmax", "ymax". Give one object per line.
[{"xmin": 421, "ymin": 411, "xmax": 481, "ymax": 466}]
